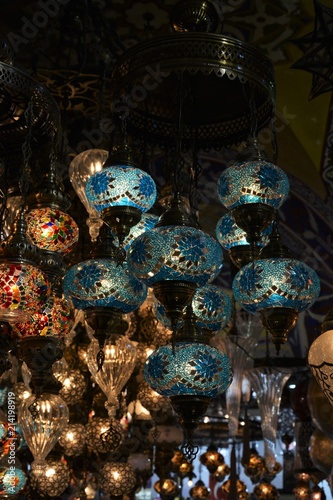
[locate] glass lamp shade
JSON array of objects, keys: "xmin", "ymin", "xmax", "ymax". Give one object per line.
[
  {"xmin": 308, "ymin": 330, "xmax": 333, "ymax": 407},
  {"xmin": 18, "ymin": 393, "xmax": 69, "ymax": 475},
  {"xmin": 232, "ymin": 258, "xmax": 320, "ymax": 314},
  {"xmin": 58, "ymin": 423, "xmax": 86, "ymax": 457},
  {"xmin": 99, "ymin": 461, "xmax": 137, "ymax": 496},
  {"xmin": 12, "ymin": 294, "xmax": 74, "ymax": 338},
  {"xmin": 2, "ymin": 189, "xmax": 22, "ymax": 239},
  {"xmin": 69, "ymin": 149, "xmax": 108, "ymax": 241},
  {"xmin": 247, "ymin": 367, "xmax": 291, "ymax": 472},
  {"xmin": 214, "ymin": 463, "xmax": 231, "ymax": 482},
  {"xmin": 63, "ymin": 258, "xmax": 147, "ymax": 312},
  {"xmin": 26, "ymin": 208, "xmax": 79, "ymax": 254},
  {"xmin": 86, "ymin": 335, "xmax": 136, "ymax": 415},
  {"xmin": 144, "ymin": 342, "xmax": 232, "ymax": 398},
  {"xmin": 154, "ymin": 284, "xmax": 233, "ymax": 331},
  {"xmin": 216, "ymin": 213, "xmax": 272, "ymax": 250},
  {"xmin": 86, "ymin": 165, "xmax": 157, "ymax": 214},
  {"xmin": 2, "ymin": 467, "xmax": 27, "ymax": 495},
  {"xmin": 0, "ymin": 262, "xmax": 49, "ymax": 323},
  {"xmin": 127, "ymin": 226, "xmax": 223, "ymax": 287},
  {"xmin": 217, "ymin": 160, "xmax": 290, "ymax": 210}
]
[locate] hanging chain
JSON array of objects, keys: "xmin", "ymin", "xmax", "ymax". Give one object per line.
[{"xmin": 20, "ymin": 97, "xmax": 34, "ymax": 205}]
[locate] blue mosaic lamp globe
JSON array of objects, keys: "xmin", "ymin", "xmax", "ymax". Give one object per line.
[
  {"xmin": 155, "ymin": 284, "xmax": 233, "ymax": 332},
  {"xmin": 216, "ymin": 213, "xmax": 272, "ymax": 268},
  {"xmin": 85, "ymin": 147, "xmax": 157, "ymax": 247},
  {"xmin": 232, "ymin": 258, "xmax": 320, "ymax": 353},
  {"xmin": 127, "ymin": 225, "xmax": 223, "ymax": 329},
  {"xmin": 144, "ymin": 342, "xmax": 232, "ymax": 398},
  {"xmin": 144, "ymin": 341, "xmax": 232, "ymax": 456},
  {"xmin": 63, "ymin": 258, "xmax": 147, "ymax": 314},
  {"xmin": 217, "ymin": 159, "xmax": 289, "ymax": 243}
]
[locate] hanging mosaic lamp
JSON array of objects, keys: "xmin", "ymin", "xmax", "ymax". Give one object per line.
[
  {"xmin": 64, "ymin": 224, "xmax": 146, "ymax": 370},
  {"xmin": 63, "ymin": 222, "xmax": 147, "ymax": 313},
  {"xmin": 85, "ymin": 143, "xmax": 157, "ymax": 246},
  {"xmin": 144, "ymin": 338, "xmax": 232, "ymax": 460},
  {"xmin": 64, "ymin": 257, "xmax": 147, "ymax": 313},
  {"xmin": 26, "ymin": 161, "xmax": 79, "ymax": 265},
  {"xmin": 216, "ymin": 213, "xmax": 272, "ymax": 268},
  {"xmin": 232, "ymin": 225, "xmax": 320, "ymax": 354},
  {"xmin": 1, "ymin": 467, "xmax": 27, "ymax": 495},
  {"xmin": 217, "ymin": 157, "xmax": 289, "ymax": 243},
  {"xmin": 0, "ymin": 211, "xmax": 49, "ymax": 324},
  {"xmin": 128, "ymin": 195, "xmax": 223, "ymax": 330},
  {"xmin": 12, "ymin": 293, "xmax": 74, "ymax": 339},
  {"xmin": 154, "ymin": 284, "xmax": 233, "ymax": 333},
  {"xmin": 119, "ymin": 212, "xmax": 158, "ymax": 251},
  {"xmin": 69, "ymin": 148, "xmax": 109, "ymax": 241}
]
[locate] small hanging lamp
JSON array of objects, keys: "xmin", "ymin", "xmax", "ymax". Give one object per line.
[
  {"xmin": 232, "ymin": 223, "xmax": 320, "ymax": 354},
  {"xmin": 217, "ymin": 150, "xmax": 289, "ymax": 244},
  {"xmin": 69, "ymin": 148, "xmax": 109, "ymax": 241},
  {"xmin": 216, "ymin": 213, "xmax": 272, "ymax": 268},
  {"xmin": 25, "ymin": 161, "xmax": 79, "ymax": 261},
  {"xmin": 144, "ymin": 304, "xmax": 232, "ymax": 461},
  {"xmin": 85, "ymin": 143, "xmax": 157, "ymax": 248},
  {"xmin": 128, "ymin": 194, "xmax": 223, "ymax": 331},
  {"xmin": 0, "ymin": 212, "xmax": 49, "ymax": 324}
]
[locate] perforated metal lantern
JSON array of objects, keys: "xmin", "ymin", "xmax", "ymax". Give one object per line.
[{"xmin": 99, "ymin": 461, "xmax": 137, "ymax": 496}]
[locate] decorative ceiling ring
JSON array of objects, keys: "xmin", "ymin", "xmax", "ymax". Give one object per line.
[{"xmin": 110, "ymin": 33, "xmax": 275, "ymax": 150}]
